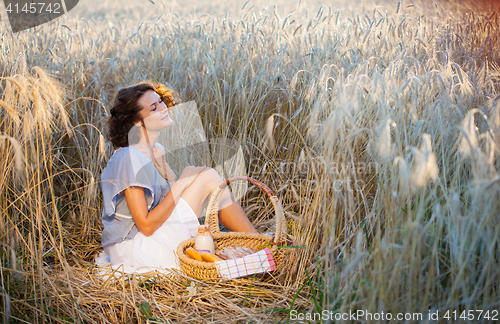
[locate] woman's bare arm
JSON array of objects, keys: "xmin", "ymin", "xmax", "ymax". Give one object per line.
[{"xmin": 123, "ymin": 166, "xmax": 206, "ymax": 237}]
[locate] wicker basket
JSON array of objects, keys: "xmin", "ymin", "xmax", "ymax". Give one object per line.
[{"xmin": 176, "ymin": 176, "xmax": 288, "ymax": 280}]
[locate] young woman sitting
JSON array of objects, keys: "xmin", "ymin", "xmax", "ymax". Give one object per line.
[{"xmin": 100, "ymin": 82, "xmax": 257, "ymax": 274}]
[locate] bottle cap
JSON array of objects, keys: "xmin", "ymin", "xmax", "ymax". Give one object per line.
[{"xmin": 197, "ymin": 225, "xmax": 211, "ymax": 235}]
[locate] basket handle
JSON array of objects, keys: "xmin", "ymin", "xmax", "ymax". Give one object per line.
[{"xmin": 205, "ymin": 176, "xmax": 287, "ymax": 246}]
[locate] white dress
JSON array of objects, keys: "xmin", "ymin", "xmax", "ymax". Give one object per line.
[
  {"xmin": 100, "ymin": 145, "xmax": 200, "ymax": 275},
  {"xmin": 103, "ymin": 197, "xmax": 200, "ymax": 274}
]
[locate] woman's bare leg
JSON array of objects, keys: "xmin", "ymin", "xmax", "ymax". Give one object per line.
[
  {"xmin": 180, "ymin": 168, "xmax": 258, "ymax": 233},
  {"xmin": 217, "ymin": 195, "xmax": 258, "ymax": 233}
]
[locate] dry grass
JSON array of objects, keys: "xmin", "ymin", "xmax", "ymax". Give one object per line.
[{"xmin": 0, "ymin": 0, "xmax": 499, "ymax": 322}]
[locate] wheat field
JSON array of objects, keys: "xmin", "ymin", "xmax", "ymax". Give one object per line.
[{"xmin": 0, "ymin": 0, "xmax": 499, "ymax": 322}]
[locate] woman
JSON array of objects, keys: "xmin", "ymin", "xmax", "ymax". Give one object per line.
[{"xmin": 100, "ymin": 82, "xmax": 258, "ymax": 274}]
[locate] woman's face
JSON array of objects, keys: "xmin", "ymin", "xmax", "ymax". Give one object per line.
[{"xmin": 136, "ymin": 90, "xmax": 172, "ymax": 131}]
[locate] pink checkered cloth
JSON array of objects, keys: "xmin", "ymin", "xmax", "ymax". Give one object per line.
[{"xmin": 215, "ymin": 248, "xmax": 276, "ymax": 279}]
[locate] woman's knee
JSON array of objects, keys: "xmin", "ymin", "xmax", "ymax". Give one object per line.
[
  {"xmin": 202, "ymin": 167, "xmax": 221, "ymax": 180},
  {"xmin": 193, "ymin": 167, "xmax": 223, "ymax": 188}
]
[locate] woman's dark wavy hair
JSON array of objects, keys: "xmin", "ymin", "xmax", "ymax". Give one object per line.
[{"xmin": 106, "ymin": 82, "xmax": 178, "ymax": 148}]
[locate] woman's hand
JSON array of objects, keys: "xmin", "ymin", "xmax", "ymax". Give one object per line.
[{"xmin": 152, "ymin": 147, "xmax": 177, "ymax": 182}]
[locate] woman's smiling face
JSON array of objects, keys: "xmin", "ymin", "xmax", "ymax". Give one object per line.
[{"xmin": 137, "ymin": 90, "xmax": 172, "ymax": 131}]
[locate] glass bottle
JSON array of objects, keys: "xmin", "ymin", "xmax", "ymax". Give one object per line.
[{"xmin": 194, "ymin": 225, "xmax": 215, "ymax": 254}]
